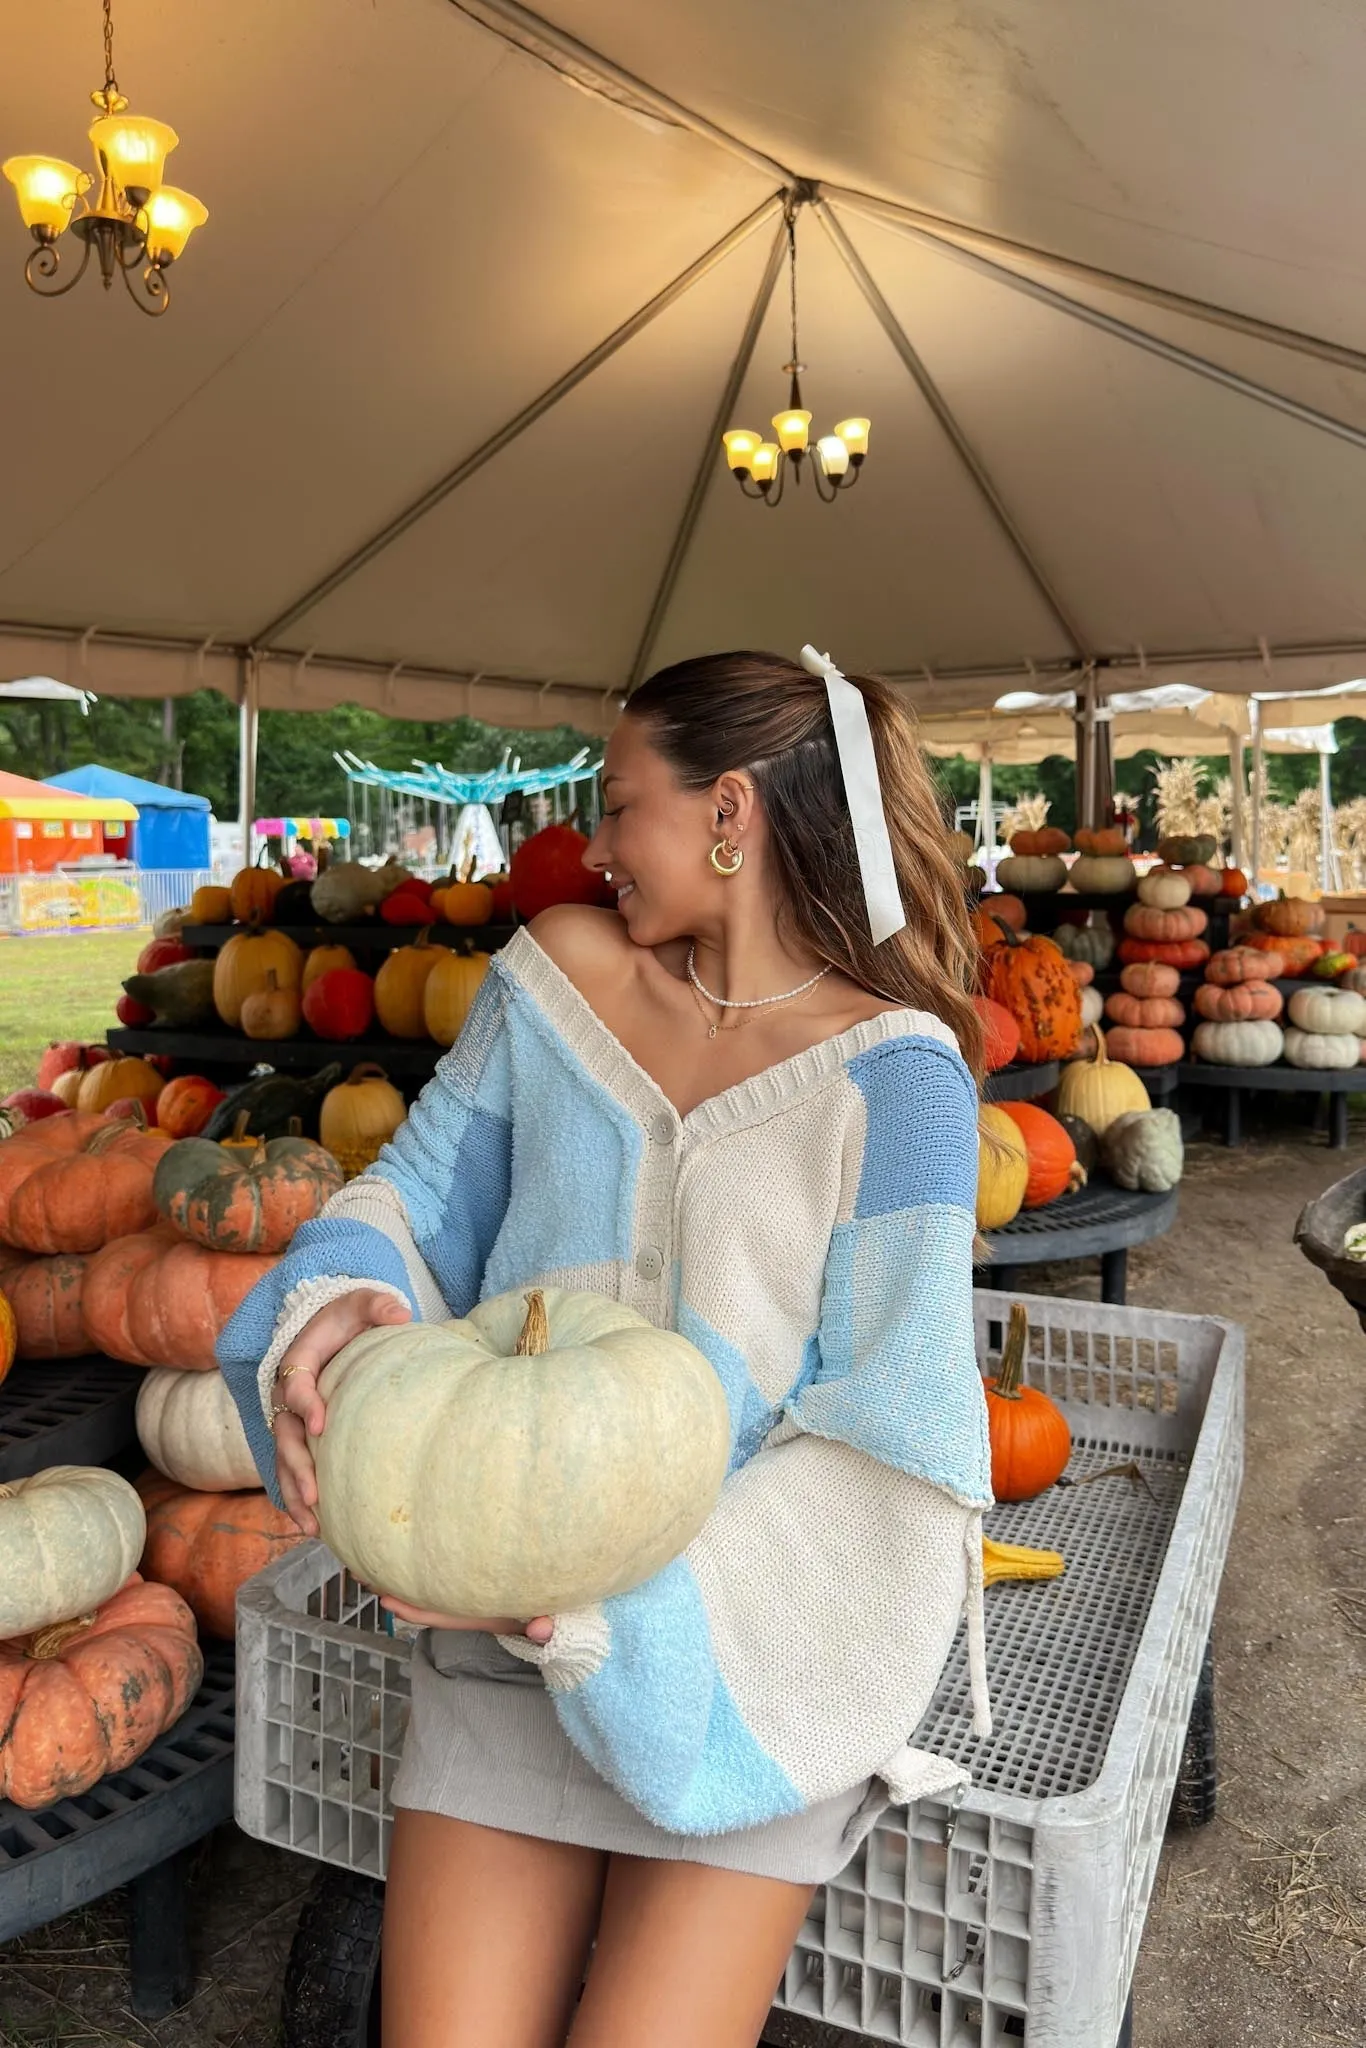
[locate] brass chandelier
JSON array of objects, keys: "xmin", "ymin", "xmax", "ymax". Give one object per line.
[
  {"xmin": 721, "ymin": 197, "xmax": 869, "ymax": 505},
  {"xmin": 2, "ymin": 0, "xmax": 207, "ymax": 316}
]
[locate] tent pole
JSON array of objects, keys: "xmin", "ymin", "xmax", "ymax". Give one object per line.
[
  {"xmin": 825, "ymin": 186, "xmax": 1366, "ymax": 378},
  {"xmin": 814, "ymin": 201, "xmax": 1090, "ymax": 659},
  {"xmin": 238, "ymin": 655, "xmax": 259, "ymax": 872},
  {"xmin": 978, "ymin": 751, "xmax": 994, "ymax": 877},
  {"xmin": 1320, "ymin": 747, "xmax": 1334, "ymax": 894},
  {"xmin": 831, "ymin": 198, "xmax": 1366, "ymax": 461},
  {"xmin": 627, "ymin": 215, "xmax": 790, "ymax": 690},
  {"xmin": 1250, "ymin": 700, "xmax": 1264, "ymax": 897},
  {"xmin": 252, "ymin": 195, "xmax": 785, "ymax": 650},
  {"xmin": 1227, "ymin": 732, "xmax": 1245, "ymax": 873}
]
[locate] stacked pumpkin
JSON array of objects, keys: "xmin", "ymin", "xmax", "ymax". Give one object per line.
[
  {"xmin": 1192, "ymin": 947, "xmax": 1286, "ymax": 1068},
  {"xmin": 1153, "ymin": 835, "xmax": 1247, "ymax": 905},
  {"xmin": 1240, "ymin": 893, "xmax": 1332, "ymax": 980},
  {"xmin": 0, "ymin": 1466, "xmax": 203, "ymax": 1809},
  {"xmin": 1067, "ymin": 826, "xmax": 1137, "ymax": 896},
  {"xmin": 1107, "ymin": 868, "xmax": 1206, "ymax": 1067},
  {"xmin": 995, "ymin": 826, "xmax": 1071, "ymax": 896},
  {"xmin": 975, "ymin": 906, "xmax": 1084, "ymax": 1065}
]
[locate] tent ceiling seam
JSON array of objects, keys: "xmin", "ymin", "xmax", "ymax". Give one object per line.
[
  {"xmin": 837, "ymin": 194, "xmax": 1366, "ymax": 461},
  {"xmin": 817, "ymin": 201, "xmax": 1092, "ymax": 659},
  {"xmin": 626, "ymin": 216, "xmax": 790, "ymax": 691},
  {"xmin": 248, "ymin": 193, "xmax": 785, "ymax": 652},
  {"xmin": 825, "ymin": 186, "xmax": 1366, "ymax": 378}
]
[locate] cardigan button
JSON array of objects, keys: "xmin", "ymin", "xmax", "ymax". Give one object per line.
[
  {"xmin": 649, "ymin": 1113, "xmax": 675, "ymax": 1144},
  {"xmin": 635, "ymin": 1245, "xmax": 664, "ymax": 1281}
]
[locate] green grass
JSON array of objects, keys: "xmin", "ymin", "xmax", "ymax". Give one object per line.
[{"xmin": 0, "ymin": 931, "xmax": 147, "ymax": 1097}]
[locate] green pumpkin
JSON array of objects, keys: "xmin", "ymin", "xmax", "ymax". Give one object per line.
[
  {"xmin": 1101, "ymin": 1109, "xmax": 1183, "ymax": 1193},
  {"xmin": 1051, "ymin": 917, "xmax": 1116, "ymax": 971}
]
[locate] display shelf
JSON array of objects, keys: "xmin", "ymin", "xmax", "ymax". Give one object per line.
[
  {"xmin": 179, "ymin": 921, "xmax": 515, "ymax": 953},
  {"xmin": 0, "ymin": 1356, "xmax": 143, "ymax": 1482},
  {"xmin": 0, "ymin": 1641, "xmax": 236, "ymax": 2018},
  {"xmin": 107, "ymin": 1025, "xmax": 443, "ymax": 1084},
  {"xmin": 1178, "ymin": 1058, "xmax": 1364, "ymax": 1149},
  {"xmin": 983, "ymin": 1058, "xmax": 1058, "ymax": 1103},
  {"xmin": 976, "ymin": 1180, "xmax": 1178, "ymax": 1305}
]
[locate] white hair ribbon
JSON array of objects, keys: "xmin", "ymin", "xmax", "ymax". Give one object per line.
[{"xmin": 800, "ymin": 644, "xmax": 906, "ymax": 945}]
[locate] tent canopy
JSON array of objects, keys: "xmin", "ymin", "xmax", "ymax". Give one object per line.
[
  {"xmin": 4, "ymin": 1, "xmax": 1366, "ymax": 731},
  {"xmin": 45, "ymin": 765, "xmax": 210, "ymax": 870},
  {"xmin": 0, "ymin": 770, "xmax": 137, "ymax": 824}
]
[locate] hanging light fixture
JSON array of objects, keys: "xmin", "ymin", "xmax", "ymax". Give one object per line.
[
  {"xmin": 2, "ymin": 0, "xmax": 207, "ymax": 316},
  {"xmin": 721, "ymin": 194, "xmax": 869, "ymax": 505}
]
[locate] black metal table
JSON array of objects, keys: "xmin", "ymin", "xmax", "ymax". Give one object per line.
[
  {"xmin": 1178, "ymin": 1058, "xmax": 1362, "ymax": 1149},
  {"xmin": 0, "ymin": 1641, "xmax": 236, "ymax": 2017},
  {"xmin": 983, "ymin": 1058, "xmax": 1058, "ymax": 1103},
  {"xmin": 107, "ymin": 1022, "xmax": 444, "ymax": 1085},
  {"xmin": 0, "ymin": 1356, "xmax": 143, "ymax": 1482},
  {"xmin": 975, "ymin": 1181, "xmax": 1179, "ymax": 1305}
]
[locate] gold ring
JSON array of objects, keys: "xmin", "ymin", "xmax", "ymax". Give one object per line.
[
  {"xmin": 268, "ymin": 1401, "xmax": 291, "ymax": 1430},
  {"xmin": 277, "ymin": 1361, "xmax": 312, "ymax": 1381}
]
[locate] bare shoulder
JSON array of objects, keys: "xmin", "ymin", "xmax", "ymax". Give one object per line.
[{"xmin": 526, "ymin": 905, "xmax": 635, "ymax": 987}]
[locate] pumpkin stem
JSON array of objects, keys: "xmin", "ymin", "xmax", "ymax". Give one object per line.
[
  {"xmin": 345, "ymin": 1063, "xmax": 391, "ymax": 1086},
  {"xmin": 992, "ymin": 1301, "xmax": 1031, "ymax": 1400},
  {"xmin": 515, "ymin": 1289, "xmax": 550, "ymax": 1357},
  {"xmin": 28, "ymin": 1612, "xmax": 96, "ymax": 1660},
  {"xmin": 992, "ymin": 915, "xmax": 1022, "ymax": 948}
]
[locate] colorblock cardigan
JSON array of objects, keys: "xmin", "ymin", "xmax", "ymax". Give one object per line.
[{"xmin": 218, "ymin": 929, "xmax": 995, "ymax": 1835}]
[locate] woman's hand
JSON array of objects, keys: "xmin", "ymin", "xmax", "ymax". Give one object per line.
[
  {"xmin": 379, "ymin": 1596, "xmax": 553, "ymax": 1645},
  {"xmin": 272, "ymin": 1288, "xmax": 412, "ymax": 1537}
]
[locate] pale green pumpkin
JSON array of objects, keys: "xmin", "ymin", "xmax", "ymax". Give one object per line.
[
  {"xmin": 314, "ymin": 1286, "xmax": 731, "ymax": 1618},
  {"xmin": 0, "ymin": 1466, "xmax": 146, "ymax": 1636}
]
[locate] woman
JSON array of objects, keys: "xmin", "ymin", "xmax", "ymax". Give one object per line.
[{"xmin": 218, "ymin": 646, "xmax": 994, "ymax": 2048}]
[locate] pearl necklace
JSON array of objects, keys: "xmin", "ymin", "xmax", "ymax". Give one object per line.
[{"xmin": 686, "ymin": 945, "xmax": 831, "ymax": 1039}]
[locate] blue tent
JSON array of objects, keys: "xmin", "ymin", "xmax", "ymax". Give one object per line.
[{"xmin": 47, "ymin": 765, "xmax": 211, "ymax": 871}]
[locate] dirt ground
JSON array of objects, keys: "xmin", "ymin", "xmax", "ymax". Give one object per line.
[{"xmin": 1, "ymin": 1103, "xmax": 1363, "ymax": 2047}]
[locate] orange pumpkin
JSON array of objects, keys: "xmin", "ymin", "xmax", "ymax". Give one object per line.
[
  {"xmin": 82, "ymin": 1226, "xmax": 279, "ymax": 1370},
  {"xmin": 975, "ymin": 893, "xmax": 1026, "ymax": 936},
  {"xmin": 1119, "ymin": 960, "xmax": 1180, "ymax": 999},
  {"xmin": 981, "ymin": 929, "xmax": 1082, "ymax": 1063},
  {"xmin": 0, "ymin": 1118, "xmax": 171, "ymax": 1255},
  {"xmin": 155, "ymin": 1075, "xmax": 226, "ymax": 1139},
  {"xmin": 1072, "ymin": 827, "xmax": 1128, "ymax": 857},
  {"xmin": 228, "ymin": 865, "xmax": 285, "ymax": 925},
  {"xmin": 137, "ymin": 1474, "xmax": 304, "ymax": 1639},
  {"xmin": 1104, "ymin": 993, "xmax": 1185, "ymax": 1030},
  {"xmin": 1175, "ymin": 863, "xmax": 1221, "ymax": 897},
  {"xmin": 1205, "ymin": 946, "xmax": 1283, "ymax": 986},
  {"xmin": 1104, "ymin": 1025, "xmax": 1185, "ymax": 1067},
  {"xmin": 1117, "ymin": 937, "xmax": 1211, "ymax": 969},
  {"xmin": 0, "ymin": 1575, "xmax": 202, "ymax": 1809},
  {"xmin": 240, "ymin": 968, "xmax": 303, "ymax": 1042},
  {"xmin": 374, "ymin": 929, "xmax": 444, "ymax": 1040},
  {"xmin": 301, "ymin": 943, "xmax": 357, "ymax": 993},
  {"xmin": 1243, "ymin": 932, "xmax": 1322, "ymax": 975},
  {"xmin": 0, "ymin": 1288, "xmax": 14, "ymax": 1385},
  {"xmin": 154, "ymin": 1133, "xmax": 343, "ymax": 1255},
  {"xmin": 213, "ymin": 925, "xmax": 304, "ymax": 1029},
  {"xmin": 1219, "ymin": 868, "xmax": 1249, "ymax": 898},
  {"xmin": 974, "ymin": 997, "xmax": 1021, "ymax": 1073},
  {"xmin": 1253, "ymin": 895, "xmax": 1325, "ymax": 938},
  {"xmin": 0, "ymin": 1247, "xmax": 89, "ymax": 1358},
  {"xmin": 1008, "ymin": 827, "xmax": 1071, "ymax": 857},
  {"xmin": 984, "ymin": 1304, "xmax": 1072, "ymax": 1503},
  {"xmin": 1193, "ymin": 981, "xmax": 1282, "ymax": 1022},
  {"xmin": 1123, "ymin": 902, "xmax": 1208, "ymax": 943},
  {"xmin": 75, "ymin": 1056, "xmax": 164, "ymax": 1117},
  {"xmin": 433, "ymin": 881, "xmax": 493, "ymax": 927},
  {"xmin": 999, "ymin": 1103, "xmax": 1084, "ymax": 1207},
  {"xmin": 423, "ymin": 951, "xmax": 492, "ymax": 1048},
  {"xmin": 1064, "ymin": 959, "xmax": 1095, "ymax": 988},
  {"xmin": 188, "ymin": 884, "xmax": 234, "ymax": 925}
]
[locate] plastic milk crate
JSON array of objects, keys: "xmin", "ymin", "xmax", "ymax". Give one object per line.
[{"xmin": 236, "ymin": 1290, "xmax": 1243, "ymax": 2048}]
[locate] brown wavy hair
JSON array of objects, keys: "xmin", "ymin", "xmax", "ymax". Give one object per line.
[{"xmin": 626, "ymin": 650, "xmax": 984, "ymax": 1084}]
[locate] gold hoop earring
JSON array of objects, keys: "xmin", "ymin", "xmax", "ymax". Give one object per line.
[{"xmin": 709, "ymin": 837, "xmax": 744, "ymax": 876}]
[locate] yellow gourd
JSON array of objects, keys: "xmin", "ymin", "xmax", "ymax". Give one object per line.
[
  {"xmin": 188, "ymin": 885, "xmax": 233, "ymax": 925},
  {"xmin": 1055, "ymin": 1027, "xmax": 1151, "ymax": 1137},
  {"xmin": 319, "ymin": 1065, "xmax": 407, "ymax": 1179},
  {"xmin": 212, "ymin": 926, "xmax": 304, "ymax": 1029},
  {"xmin": 301, "ymin": 943, "xmax": 357, "ymax": 993},
  {"xmin": 976, "ymin": 1105, "xmax": 1029, "ymax": 1230},
  {"xmin": 374, "ymin": 930, "xmax": 442, "ymax": 1040},
  {"xmin": 423, "ymin": 950, "xmax": 491, "ymax": 1047}
]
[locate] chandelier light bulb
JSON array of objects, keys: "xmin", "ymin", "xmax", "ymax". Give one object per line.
[
  {"xmin": 88, "ymin": 112, "xmax": 177, "ymax": 204},
  {"xmin": 143, "ymin": 185, "xmax": 207, "ymax": 264},
  {"xmin": 833, "ymin": 417, "xmax": 871, "ymax": 460},
  {"xmin": 2, "ymin": 156, "xmax": 85, "ymax": 235},
  {"xmin": 772, "ymin": 408, "xmax": 812, "ymax": 454},
  {"xmin": 722, "ymin": 428, "xmax": 763, "ymax": 473},
  {"xmin": 816, "ymin": 434, "xmax": 850, "ymax": 477},
  {"xmin": 749, "ymin": 442, "xmax": 781, "ymax": 484}
]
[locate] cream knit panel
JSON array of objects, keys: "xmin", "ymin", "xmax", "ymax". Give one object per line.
[
  {"xmin": 676, "ymin": 1085, "xmax": 851, "ymax": 1407},
  {"xmin": 686, "ymin": 1435, "xmax": 971, "ymax": 1806}
]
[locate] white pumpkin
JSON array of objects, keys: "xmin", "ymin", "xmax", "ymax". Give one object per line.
[
  {"xmin": 136, "ymin": 1367, "xmax": 260, "ymax": 1493},
  {"xmin": 1282, "ymin": 1026, "xmax": 1360, "ymax": 1070},
  {"xmin": 1287, "ymin": 985, "xmax": 1366, "ymax": 1037},
  {"xmin": 1191, "ymin": 1019, "xmax": 1284, "ymax": 1067},
  {"xmin": 1079, "ymin": 985, "xmax": 1104, "ymax": 1028},
  {"xmin": 0, "ymin": 1466, "xmax": 146, "ymax": 1637},
  {"xmin": 314, "ymin": 1286, "xmax": 732, "ymax": 1619},
  {"xmin": 1067, "ymin": 854, "xmax": 1135, "ymax": 895},
  {"xmin": 995, "ymin": 854, "xmax": 1068, "ymax": 894},
  {"xmin": 1137, "ymin": 870, "xmax": 1192, "ymax": 910}
]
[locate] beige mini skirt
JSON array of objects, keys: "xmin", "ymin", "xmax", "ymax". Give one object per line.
[{"xmin": 390, "ymin": 1628, "xmax": 887, "ymax": 1884}]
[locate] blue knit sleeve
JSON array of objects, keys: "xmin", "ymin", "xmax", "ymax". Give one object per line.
[
  {"xmin": 510, "ymin": 1034, "xmax": 994, "ymax": 1834},
  {"xmin": 216, "ymin": 970, "xmax": 514, "ymax": 1497}
]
